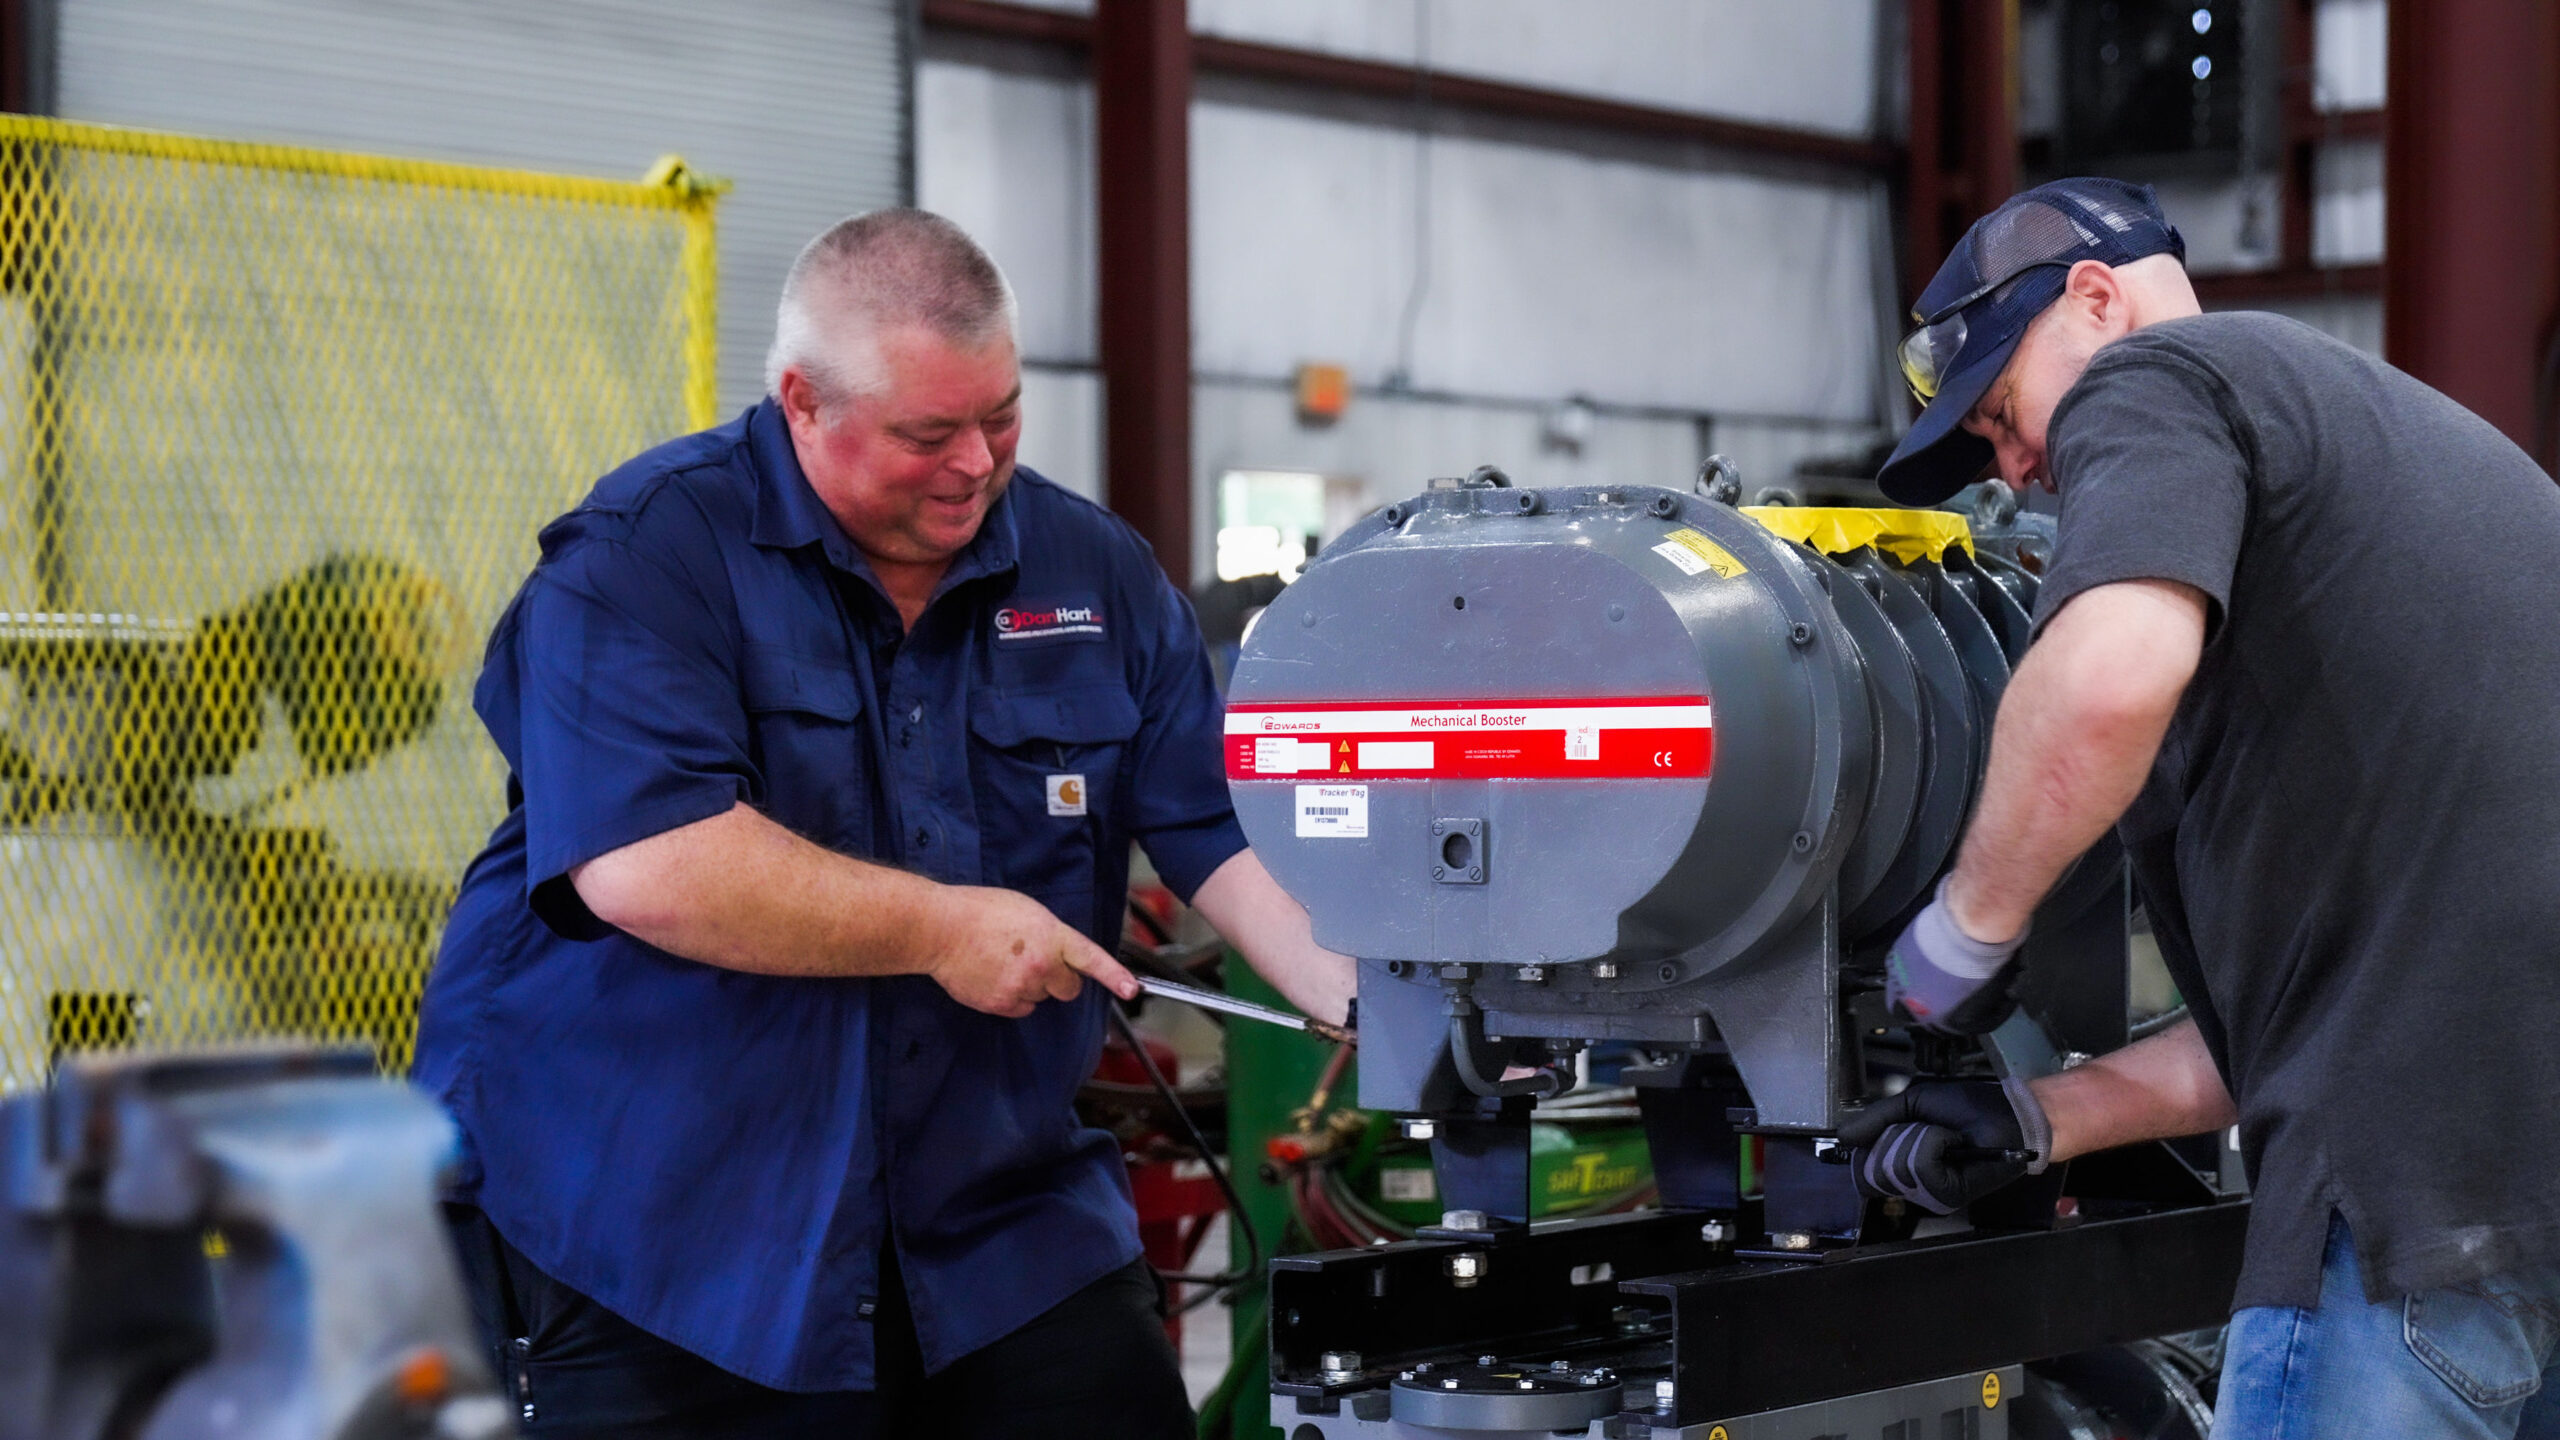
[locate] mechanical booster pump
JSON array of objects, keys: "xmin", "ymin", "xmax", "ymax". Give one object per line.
[{"xmin": 1226, "ymin": 464, "xmax": 2125, "ymax": 1242}]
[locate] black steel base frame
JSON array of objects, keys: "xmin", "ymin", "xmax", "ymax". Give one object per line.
[{"xmin": 1271, "ymin": 1199, "xmax": 2247, "ymax": 1430}]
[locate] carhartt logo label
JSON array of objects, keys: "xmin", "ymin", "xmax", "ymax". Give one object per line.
[
  {"xmin": 1046, "ymin": 773, "xmax": 1087, "ymax": 817},
  {"xmin": 994, "ymin": 603, "xmax": 1105, "ymax": 641}
]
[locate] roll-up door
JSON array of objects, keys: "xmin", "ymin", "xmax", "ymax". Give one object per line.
[{"xmin": 54, "ymin": 0, "xmax": 911, "ymax": 414}]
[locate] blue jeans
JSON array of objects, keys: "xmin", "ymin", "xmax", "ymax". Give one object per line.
[{"xmin": 2219, "ymin": 1215, "xmax": 2560, "ymax": 1439}]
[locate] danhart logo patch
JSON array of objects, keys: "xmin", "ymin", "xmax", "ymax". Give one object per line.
[{"xmin": 994, "ymin": 602, "xmax": 1106, "ymax": 642}]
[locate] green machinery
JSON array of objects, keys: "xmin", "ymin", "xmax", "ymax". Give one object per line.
[{"xmin": 1209, "ymin": 962, "xmax": 1704, "ymax": 1440}]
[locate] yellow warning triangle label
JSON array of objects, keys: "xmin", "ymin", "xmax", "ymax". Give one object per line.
[
  {"xmin": 1338, "ymin": 761, "xmax": 1351, "ymax": 773},
  {"xmin": 1337, "ymin": 740, "xmax": 1351, "ymax": 753}
]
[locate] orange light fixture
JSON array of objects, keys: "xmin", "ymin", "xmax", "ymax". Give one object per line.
[{"xmin": 1295, "ymin": 363, "xmax": 1351, "ymax": 423}]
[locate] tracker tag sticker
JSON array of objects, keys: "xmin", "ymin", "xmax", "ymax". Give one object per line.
[{"xmin": 1295, "ymin": 784, "xmax": 1369, "ymax": 838}]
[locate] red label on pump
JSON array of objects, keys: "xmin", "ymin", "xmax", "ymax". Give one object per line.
[{"xmin": 1223, "ymin": 697, "xmax": 1712, "ymax": 781}]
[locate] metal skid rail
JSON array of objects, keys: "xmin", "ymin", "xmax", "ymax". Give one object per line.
[{"xmin": 1270, "ymin": 1200, "xmax": 2248, "ymax": 1431}]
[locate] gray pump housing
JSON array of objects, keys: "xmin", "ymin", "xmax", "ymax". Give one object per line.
[{"xmin": 1228, "ymin": 475, "xmax": 2061, "ymax": 1131}]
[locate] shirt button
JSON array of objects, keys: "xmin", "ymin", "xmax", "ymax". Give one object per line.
[
  {"xmin": 900, "ymin": 727, "xmax": 913, "ymax": 748},
  {"xmin": 914, "ymin": 827, "xmax": 931, "ymax": 849}
]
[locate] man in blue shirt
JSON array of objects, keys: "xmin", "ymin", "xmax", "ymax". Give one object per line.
[{"xmin": 415, "ymin": 208, "xmax": 1353, "ymax": 1439}]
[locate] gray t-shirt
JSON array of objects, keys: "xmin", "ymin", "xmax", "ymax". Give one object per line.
[{"xmin": 2035, "ymin": 311, "xmax": 2560, "ymax": 1310}]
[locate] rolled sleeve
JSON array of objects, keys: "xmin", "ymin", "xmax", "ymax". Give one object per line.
[
  {"xmin": 1124, "ymin": 567, "xmax": 1247, "ymax": 901},
  {"xmin": 506, "ymin": 536, "xmax": 751, "ymax": 933},
  {"xmin": 2036, "ymin": 347, "xmax": 2252, "ymax": 640}
]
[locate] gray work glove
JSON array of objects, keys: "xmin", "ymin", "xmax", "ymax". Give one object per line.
[
  {"xmin": 1837, "ymin": 1078, "xmax": 2051, "ymax": 1215},
  {"xmin": 1883, "ymin": 878, "xmax": 2025, "ymax": 1036}
]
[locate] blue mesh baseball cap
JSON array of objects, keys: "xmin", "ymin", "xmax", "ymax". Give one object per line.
[{"xmin": 1878, "ymin": 178, "xmax": 2186, "ymax": 506}]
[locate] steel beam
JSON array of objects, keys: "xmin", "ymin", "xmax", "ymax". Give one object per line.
[
  {"xmin": 0, "ymin": 0, "xmax": 47, "ymax": 115},
  {"xmin": 1904, "ymin": 0, "xmax": 2019, "ymax": 305},
  {"xmin": 2275, "ymin": 0, "xmax": 2320, "ymax": 272},
  {"xmin": 2385, "ymin": 0, "xmax": 2560, "ymax": 467},
  {"xmin": 2191, "ymin": 263, "xmax": 2384, "ymax": 305},
  {"xmin": 1093, "ymin": 0, "xmax": 1194, "ymax": 585},
  {"xmin": 1266, "ymin": 1202, "xmax": 2248, "ymax": 1430},
  {"xmin": 0, "ymin": 1, "xmax": 22, "ymax": 116},
  {"xmin": 1622, "ymin": 1202, "xmax": 2246, "ymax": 1426}
]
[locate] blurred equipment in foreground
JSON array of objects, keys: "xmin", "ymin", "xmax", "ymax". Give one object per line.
[
  {"xmin": 2, "ymin": 557, "xmax": 466, "ymax": 1072},
  {"xmin": 0, "ymin": 1044, "xmax": 509, "ymax": 1440},
  {"xmin": 0, "ymin": 115, "xmax": 717, "ymax": 1085}
]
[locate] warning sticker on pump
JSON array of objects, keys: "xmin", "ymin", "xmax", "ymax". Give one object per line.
[
  {"xmin": 1295, "ymin": 784, "xmax": 1369, "ymax": 838},
  {"xmin": 1228, "ymin": 697, "xmax": 1711, "ymax": 781},
  {"xmin": 1652, "ymin": 528, "xmax": 1747, "ymax": 579}
]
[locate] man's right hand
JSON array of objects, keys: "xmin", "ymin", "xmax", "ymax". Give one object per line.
[
  {"xmin": 923, "ymin": 887, "xmax": 1140, "ymax": 1017},
  {"xmin": 1837, "ymin": 1079, "xmax": 2050, "ymax": 1215}
]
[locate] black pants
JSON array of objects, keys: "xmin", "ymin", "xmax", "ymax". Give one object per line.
[{"xmin": 444, "ymin": 1205, "xmax": 1194, "ymax": 1440}]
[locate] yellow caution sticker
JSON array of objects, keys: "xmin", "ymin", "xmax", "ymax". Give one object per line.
[
  {"xmin": 1982, "ymin": 1371, "xmax": 2002, "ymax": 1409},
  {"xmin": 1653, "ymin": 528, "xmax": 1748, "ymax": 580},
  {"xmin": 1707, "ymin": 1428, "xmax": 1730, "ymax": 1440}
]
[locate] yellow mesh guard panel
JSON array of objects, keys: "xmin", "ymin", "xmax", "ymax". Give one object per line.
[
  {"xmin": 1741, "ymin": 506, "xmax": 1976, "ymax": 565},
  {"xmin": 0, "ymin": 117, "xmax": 721, "ymax": 1090}
]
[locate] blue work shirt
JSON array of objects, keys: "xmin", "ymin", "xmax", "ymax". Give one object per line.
[{"xmin": 412, "ymin": 400, "xmax": 1246, "ymax": 1391}]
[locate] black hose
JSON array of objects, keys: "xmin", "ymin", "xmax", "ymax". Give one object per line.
[
  {"xmin": 1447, "ymin": 1003, "xmax": 1566, "ymax": 1100},
  {"xmin": 1107, "ymin": 1003, "xmax": 1263, "ymax": 1300},
  {"xmin": 2129, "ymin": 1004, "xmax": 2192, "ymax": 1042}
]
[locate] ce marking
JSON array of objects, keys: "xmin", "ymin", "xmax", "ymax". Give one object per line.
[{"xmin": 1651, "ymin": 750, "xmax": 1677, "ymax": 769}]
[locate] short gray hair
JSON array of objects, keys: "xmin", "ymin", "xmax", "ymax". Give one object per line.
[{"xmin": 763, "ymin": 208, "xmax": 1018, "ymax": 403}]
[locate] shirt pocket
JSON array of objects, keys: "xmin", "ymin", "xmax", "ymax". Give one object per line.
[
  {"xmin": 967, "ymin": 685, "xmax": 1141, "ymax": 903},
  {"xmin": 739, "ymin": 644, "xmax": 872, "ymax": 851}
]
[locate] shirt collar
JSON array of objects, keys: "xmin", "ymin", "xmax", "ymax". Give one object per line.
[
  {"xmin": 744, "ymin": 396, "xmax": 1021, "ymax": 599},
  {"xmin": 746, "ymin": 398, "xmax": 853, "ymax": 560},
  {"xmin": 939, "ymin": 475, "xmax": 1021, "ymax": 597}
]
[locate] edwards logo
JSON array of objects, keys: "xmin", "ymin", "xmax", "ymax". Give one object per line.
[{"xmin": 993, "ymin": 602, "xmax": 1106, "ymax": 642}]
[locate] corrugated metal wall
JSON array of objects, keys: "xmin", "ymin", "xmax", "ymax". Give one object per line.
[
  {"xmin": 921, "ymin": 1, "xmax": 1901, "ymax": 554},
  {"xmin": 54, "ymin": 0, "xmax": 912, "ymax": 415},
  {"xmin": 1188, "ymin": 0, "xmax": 1884, "ymax": 136}
]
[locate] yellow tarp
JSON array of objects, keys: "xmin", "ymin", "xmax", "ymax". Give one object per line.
[{"xmin": 1741, "ymin": 506, "xmax": 1975, "ymax": 565}]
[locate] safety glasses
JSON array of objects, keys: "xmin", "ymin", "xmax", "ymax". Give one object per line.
[{"xmin": 1896, "ymin": 258, "xmax": 2072, "ymax": 403}]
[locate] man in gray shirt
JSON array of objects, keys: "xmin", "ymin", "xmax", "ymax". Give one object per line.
[{"xmin": 1841, "ymin": 177, "xmax": 2560, "ymax": 1437}]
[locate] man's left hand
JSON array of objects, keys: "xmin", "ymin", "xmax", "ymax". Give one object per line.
[{"xmin": 1884, "ymin": 879, "xmax": 2025, "ymax": 1035}]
